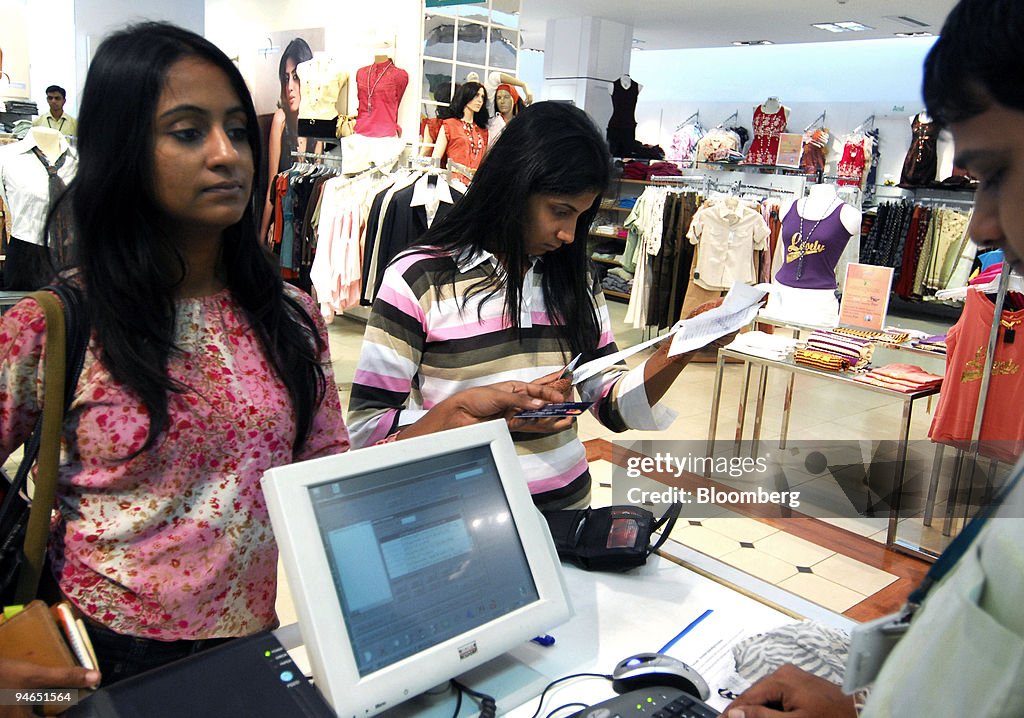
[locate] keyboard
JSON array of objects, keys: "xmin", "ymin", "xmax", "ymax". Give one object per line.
[{"xmin": 570, "ymin": 687, "xmax": 718, "ymax": 718}]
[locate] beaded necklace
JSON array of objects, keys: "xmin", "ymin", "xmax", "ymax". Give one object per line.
[
  {"xmin": 793, "ymin": 197, "xmax": 840, "ymax": 280},
  {"xmin": 365, "ymin": 60, "xmax": 393, "ymax": 112},
  {"xmin": 461, "ymin": 120, "xmax": 484, "ymax": 159}
]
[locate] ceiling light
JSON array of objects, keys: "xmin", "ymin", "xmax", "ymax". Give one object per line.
[
  {"xmin": 731, "ymin": 40, "xmax": 775, "ymax": 46},
  {"xmin": 884, "ymin": 15, "xmax": 930, "ymax": 28},
  {"xmin": 813, "ymin": 21, "xmax": 873, "ymax": 33},
  {"xmin": 894, "ymin": 31, "xmax": 933, "ymax": 37}
]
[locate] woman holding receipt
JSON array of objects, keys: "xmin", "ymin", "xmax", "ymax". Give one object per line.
[{"xmin": 348, "ymin": 102, "xmax": 730, "ymax": 510}]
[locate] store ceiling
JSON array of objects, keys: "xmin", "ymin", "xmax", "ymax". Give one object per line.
[{"xmin": 519, "ymin": 0, "xmax": 958, "ymax": 52}]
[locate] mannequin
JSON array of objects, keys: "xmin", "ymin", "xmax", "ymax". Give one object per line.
[
  {"xmin": 761, "ymin": 183, "xmax": 861, "ymax": 326},
  {"xmin": 487, "ymin": 82, "xmax": 522, "ymax": 147},
  {"xmin": 432, "ymin": 82, "xmax": 488, "ymax": 185},
  {"xmin": 744, "ymin": 96, "xmax": 790, "ymax": 165},
  {"xmin": 0, "ymin": 126, "xmax": 76, "ymax": 289},
  {"xmin": 296, "ymin": 54, "xmax": 349, "ymax": 139},
  {"xmin": 354, "ymin": 52, "xmax": 408, "ymax": 138},
  {"xmin": 607, "ymin": 74, "xmax": 642, "ymax": 157},
  {"xmin": 29, "ymin": 126, "xmax": 63, "ymax": 161}
]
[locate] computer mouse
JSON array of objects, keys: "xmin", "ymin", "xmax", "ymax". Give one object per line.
[{"xmin": 611, "ymin": 652, "xmax": 711, "ymax": 700}]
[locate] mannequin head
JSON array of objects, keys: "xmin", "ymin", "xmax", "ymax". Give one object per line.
[
  {"xmin": 45, "ymin": 85, "xmax": 67, "ymax": 119},
  {"xmin": 494, "ymin": 83, "xmax": 521, "ymax": 119},
  {"xmin": 924, "ymin": 0, "xmax": 1024, "ymax": 271},
  {"xmin": 450, "ymin": 81, "xmax": 488, "ymax": 129},
  {"xmin": 279, "ymin": 38, "xmax": 313, "ymax": 116}
]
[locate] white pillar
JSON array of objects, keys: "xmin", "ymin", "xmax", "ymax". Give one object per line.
[{"xmin": 541, "ymin": 16, "xmax": 632, "ymax": 133}]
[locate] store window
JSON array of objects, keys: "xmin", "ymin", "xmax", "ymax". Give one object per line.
[{"xmin": 421, "ymin": 0, "xmax": 520, "ymax": 119}]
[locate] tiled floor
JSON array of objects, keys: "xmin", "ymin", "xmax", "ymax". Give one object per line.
[{"xmin": 323, "ymin": 301, "xmax": 941, "ymax": 620}]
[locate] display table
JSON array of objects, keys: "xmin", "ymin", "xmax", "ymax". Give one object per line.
[
  {"xmin": 277, "ymin": 548, "xmax": 851, "ymax": 716},
  {"xmin": 705, "ymin": 347, "xmax": 941, "ymax": 549}
]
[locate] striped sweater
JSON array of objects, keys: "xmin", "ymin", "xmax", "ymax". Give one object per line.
[{"xmin": 347, "ymin": 247, "xmax": 674, "ymax": 504}]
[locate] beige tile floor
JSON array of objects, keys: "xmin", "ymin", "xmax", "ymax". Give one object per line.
[{"xmin": 322, "ymin": 301, "xmax": 954, "ymax": 614}]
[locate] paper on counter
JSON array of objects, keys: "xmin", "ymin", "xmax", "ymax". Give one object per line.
[{"xmin": 668, "ymin": 283, "xmax": 770, "ymax": 358}]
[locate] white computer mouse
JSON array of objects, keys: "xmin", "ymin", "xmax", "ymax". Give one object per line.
[{"xmin": 610, "ymin": 652, "xmax": 711, "ymax": 700}]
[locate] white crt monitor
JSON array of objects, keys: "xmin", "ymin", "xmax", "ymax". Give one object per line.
[{"xmin": 262, "ymin": 421, "xmax": 573, "ymax": 717}]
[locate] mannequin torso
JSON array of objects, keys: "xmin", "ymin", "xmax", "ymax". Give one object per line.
[{"xmin": 29, "ymin": 126, "xmax": 64, "ymax": 162}]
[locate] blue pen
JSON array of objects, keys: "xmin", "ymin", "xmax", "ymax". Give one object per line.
[
  {"xmin": 658, "ymin": 609, "xmax": 713, "ymax": 653},
  {"xmin": 531, "ymin": 634, "xmax": 556, "ymax": 647}
]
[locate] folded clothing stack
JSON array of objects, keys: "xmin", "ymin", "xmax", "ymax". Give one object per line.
[
  {"xmin": 725, "ymin": 331, "xmax": 799, "ymax": 362},
  {"xmin": 793, "ymin": 347, "xmax": 851, "ymax": 372},
  {"xmin": 832, "ymin": 327, "xmax": 910, "ymax": 345},
  {"xmin": 601, "ymin": 274, "xmax": 633, "ymax": 295},
  {"xmin": 911, "ymin": 334, "xmax": 947, "ymax": 354},
  {"xmin": 853, "ymin": 364, "xmax": 943, "ymax": 393},
  {"xmin": 806, "ymin": 330, "xmax": 874, "ymax": 367}
]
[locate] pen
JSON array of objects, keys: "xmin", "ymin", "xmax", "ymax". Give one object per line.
[
  {"xmin": 658, "ymin": 609, "xmax": 713, "ymax": 653},
  {"xmin": 531, "ymin": 634, "xmax": 556, "ymax": 647}
]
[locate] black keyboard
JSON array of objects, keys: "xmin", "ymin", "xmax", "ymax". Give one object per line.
[{"xmin": 571, "ymin": 687, "xmax": 718, "ymax": 718}]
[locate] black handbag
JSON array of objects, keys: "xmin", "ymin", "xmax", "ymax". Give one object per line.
[
  {"xmin": 543, "ymin": 502, "xmax": 682, "ymax": 572},
  {"xmin": 0, "ymin": 285, "xmax": 88, "ymax": 606}
]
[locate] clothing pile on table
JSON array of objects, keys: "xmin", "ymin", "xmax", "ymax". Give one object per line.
[
  {"xmin": 725, "ymin": 330, "xmax": 799, "ymax": 362},
  {"xmin": 793, "ymin": 347, "xmax": 851, "ymax": 372},
  {"xmin": 911, "ymin": 334, "xmax": 947, "ymax": 355},
  {"xmin": 853, "ymin": 363, "xmax": 943, "ymax": 393},
  {"xmin": 806, "ymin": 329, "xmax": 874, "ymax": 367}
]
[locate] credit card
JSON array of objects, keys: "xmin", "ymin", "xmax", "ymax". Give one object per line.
[{"xmin": 515, "ymin": 401, "xmax": 593, "ymax": 419}]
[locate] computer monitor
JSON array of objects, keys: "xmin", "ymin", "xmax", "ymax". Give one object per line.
[{"xmin": 262, "ymin": 420, "xmax": 573, "ymax": 717}]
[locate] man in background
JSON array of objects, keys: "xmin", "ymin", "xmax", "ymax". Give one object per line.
[{"xmin": 32, "ymin": 85, "xmax": 76, "ymax": 136}]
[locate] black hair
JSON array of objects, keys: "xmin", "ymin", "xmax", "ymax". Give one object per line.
[
  {"xmin": 67, "ymin": 21, "xmax": 326, "ymax": 454},
  {"xmin": 419, "ymin": 101, "xmax": 611, "ymax": 357},
  {"xmin": 278, "ymin": 37, "xmax": 313, "ymax": 94},
  {"xmin": 45, "ymin": 85, "xmax": 66, "ymax": 99},
  {"xmin": 449, "ymin": 81, "xmax": 488, "ymax": 129},
  {"xmin": 924, "ymin": 0, "xmax": 1024, "ymax": 125}
]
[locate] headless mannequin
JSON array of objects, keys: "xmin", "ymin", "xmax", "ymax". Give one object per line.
[
  {"xmin": 762, "ymin": 184, "xmax": 862, "ymax": 326},
  {"xmin": 30, "ymin": 126, "xmax": 64, "ymax": 162},
  {"xmin": 759, "ymin": 96, "xmax": 785, "ymax": 116},
  {"xmin": 609, "ymin": 73, "xmax": 643, "ymax": 95}
]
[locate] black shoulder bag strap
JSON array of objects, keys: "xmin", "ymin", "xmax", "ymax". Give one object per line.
[{"xmin": 647, "ymin": 501, "xmax": 683, "ymax": 557}]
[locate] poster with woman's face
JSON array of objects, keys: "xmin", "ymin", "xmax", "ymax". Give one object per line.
[{"xmin": 253, "ymin": 28, "xmax": 324, "ymax": 116}]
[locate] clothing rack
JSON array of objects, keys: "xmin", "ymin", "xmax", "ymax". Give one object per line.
[
  {"xmin": 717, "ymin": 110, "xmax": 739, "ymax": 127},
  {"xmin": 853, "ymin": 114, "xmax": 876, "ymax": 134},
  {"xmin": 290, "ymin": 149, "xmax": 344, "ymax": 170},
  {"xmin": 803, "ymin": 111, "xmax": 826, "ymax": 132},
  {"xmin": 675, "ymin": 111, "xmax": 700, "ymax": 131}
]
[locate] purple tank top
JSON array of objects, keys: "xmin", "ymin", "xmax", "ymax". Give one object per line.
[{"xmin": 775, "ymin": 203, "xmax": 851, "ymax": 290}]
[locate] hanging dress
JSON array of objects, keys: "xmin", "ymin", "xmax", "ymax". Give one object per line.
[
  {"xmin": 899, "ymin": 114, "xmax": 939, "ymax": 187},
  {"xmin": 744, "ymin": 105, "xmax": 787, "ymax": 165}
]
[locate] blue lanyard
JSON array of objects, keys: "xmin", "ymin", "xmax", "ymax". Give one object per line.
[{"xmin": 906, "ymin": 459, "xmax": 1023, "ymax": 607}]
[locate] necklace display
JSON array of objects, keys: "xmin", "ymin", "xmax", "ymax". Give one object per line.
[
  {"xmin": 793, "ymin": 197, "xmax": 840, "ymax": 280},
  {"xmin": 365, "ymin": 60, "xmax": 393, "ymax": 112},
  {"xmin": 461, "ymin": 119, "xmax": 484, "ymax": 159}
]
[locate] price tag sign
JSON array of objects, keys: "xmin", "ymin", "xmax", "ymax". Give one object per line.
[{"xmin": 839, "ymin": 263, "xmax": 894, "ymax": 330}]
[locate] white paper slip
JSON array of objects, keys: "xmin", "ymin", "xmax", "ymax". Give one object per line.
[
  {"xmin": 572, "ymin": 331, "xmax": 674, "ymax": 385},
  {"xmin": 668, "ymin": 283, "xmax": 770, "ymax": 357}
]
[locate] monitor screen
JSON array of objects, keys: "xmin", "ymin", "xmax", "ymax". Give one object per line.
[
  {"xmin": 308, "ymin": 445, "xmax": 539, "ymax": 676},
  {"xmin": 262, "ymin": 421, "xmax": 572, "ymax": 718}
]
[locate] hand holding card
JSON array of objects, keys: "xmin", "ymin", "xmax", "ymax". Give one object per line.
[{"xmin": 515, "ymin": 401, "xmax": 593, "ymax": 419}]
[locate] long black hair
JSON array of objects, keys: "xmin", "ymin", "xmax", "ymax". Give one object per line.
[
  {"xmin": 68, "ymin": 21, "xmax": 326, "ymax": 454},
  {"xmin": 449, "ymin": 81, "xmax": 489, "ymax": 129},
  {"xmin": 924, "ymin": 0, "xmax": 1024, "ymax": 124},
  {"xmin": 420, "ymin": 101, "xmax": 611, "ymax": 357}
]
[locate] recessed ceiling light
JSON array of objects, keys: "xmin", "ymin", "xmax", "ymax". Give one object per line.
[
  {"xmin": 894, "ymin": 31, "xmax": 933, "ymax": 38},
  {"xmin": 731, "ymin": 40, "xmax": 775, "ymax": 46},
  {"xmin": 813, "ymin": 21, "xmax": 873, "ymax": 33}
]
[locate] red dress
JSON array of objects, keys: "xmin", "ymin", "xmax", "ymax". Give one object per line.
[
  {"xmin": 441, "ymin": 118, "xmax": 488, "ymax": 184},
  {"xmin": 836, "ymin": 140, "xmax": 866, "ymax": 186},
  {"xmin": 744, "ymin": 105, "xmax": 788, "ymax": 165}
]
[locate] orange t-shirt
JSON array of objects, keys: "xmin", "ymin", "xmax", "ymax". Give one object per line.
[{"xmin": 929, "ymin": 288, "xmax": 1024, "ymax": 461}]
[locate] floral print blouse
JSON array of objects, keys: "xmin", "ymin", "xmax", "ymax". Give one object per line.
[{"xmin": 0, "ymin": 287, "xmax": 349, "ymax": 639}]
